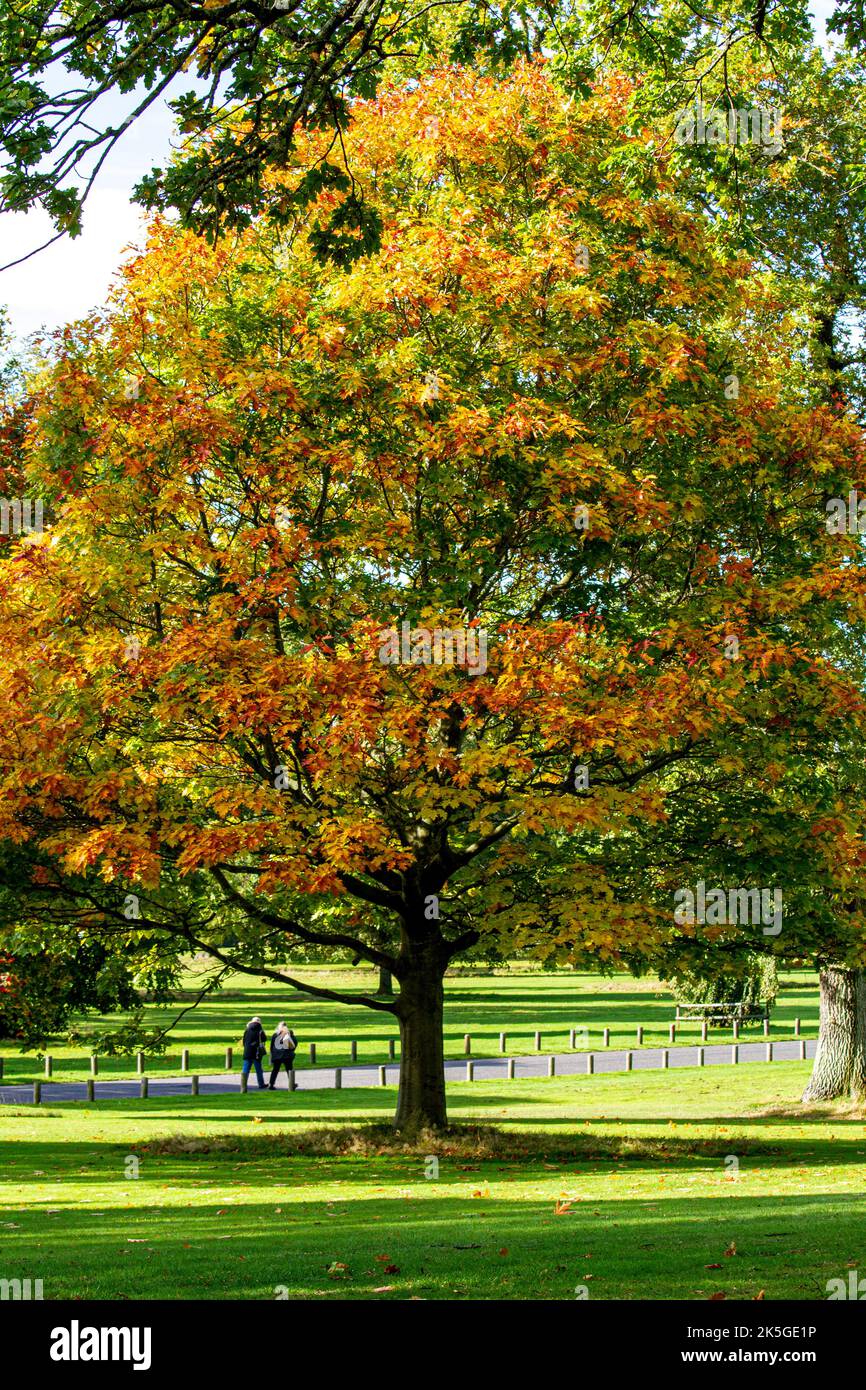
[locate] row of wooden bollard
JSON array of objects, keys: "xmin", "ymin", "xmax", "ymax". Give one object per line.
[
  {"xmin": 13, "ymin": 1017, "xmax": 807, "ymax": 1084},
  {"xmin": 22, "ymin": 1038, "xmax": 813, "ymax": 1101},
  {"xmin": 460, "ymin": 1039, "xmax": 810, "ymax": 1081}
]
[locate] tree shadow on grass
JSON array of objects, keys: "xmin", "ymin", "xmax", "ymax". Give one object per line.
[
  {"xmin": 0, "ymin": 1188, "xmax": 859, "ymax": 1300},
  {"xmin": 4, "ymin": 1105, "xmax": 866, "ymax": 1177}
]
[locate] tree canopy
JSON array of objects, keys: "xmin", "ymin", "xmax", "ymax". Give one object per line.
[
  {"xmin": 2, "ymin": 61, "xmax": 866, "ymax": 1123},
  {"xmin": 0, "ymin": 0, "xmax": 851, "ymax": 265}
]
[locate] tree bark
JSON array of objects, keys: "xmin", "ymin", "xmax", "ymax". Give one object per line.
[
  {"xmin": 802, "ymin": 967, "xmax": 866, "ymax": 1102},
  {"xmin": 376, "ymin": 966, "xmax": 394, "ymax": 997},
  {"xmin": 394, "ymin": 954, "xmax": 447, "ymax": 1133}
]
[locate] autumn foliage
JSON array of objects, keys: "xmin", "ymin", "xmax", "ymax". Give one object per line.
[{"xmin": 1, "ymin": 63, "xmax": 865, "ymax": 1125}]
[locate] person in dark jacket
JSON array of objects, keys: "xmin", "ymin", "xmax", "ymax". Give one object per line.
[
  {"xmin": 267, "ymin": 1021, "xmax": 297, "ymax": 1089},
  {"xmin": 241, "ymin": 1016, "xmax": 268, "ymax": 1090}
]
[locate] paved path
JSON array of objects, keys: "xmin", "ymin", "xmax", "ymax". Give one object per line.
[{"xmin": 0, "ymin": 1038, "xmax": 817, "ymax": 1105}]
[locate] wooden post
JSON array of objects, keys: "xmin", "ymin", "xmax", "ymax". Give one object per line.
[
  {"xmin": 334, "ymin": 1068, "xmax": 342, "ymax": 1090},
  {"xmin": 44, "ymin": 1056, "xmax": 52, "ymax": 1078},
  {"xmin": 669, "ymin": 1023, "xmax": 676, "ymax": 1044},
  {"xmin": 499, "ymin": 1032, "xmax": 506, "ymax": 1052},
  {"xmin": 181, "ymin": 1049, "xmax": 190, "ymax": 1072},
  {"xmin": 350, "ymin": 1040, "xmax": 357, "ymax": 1063},
  {"xmin": 795, "ymin": 1017, "xmax": 801, "ymax": 1037},
  {"xmin": 603, "ymin": 1027, "xmax": 610, "ymax": 1047},
  {"xmin": 0, "ymin": 1058, "xmax": 4, "ymax": 1080},
  {"xmin": 191, "ymin": 1075, "xmax": 199, "ymax": 1096},
  {"xmin": 547, "ymin": 1056, "xmax": 555, "ymax": 1078},
  {"xmin": 389, "ymin": 1039, "xmax": 396, "ymax": 1061},
  {"xmin": 466, "ymin": 1061, "xmax": 474, "ymax": 1081},
  {"xmin": 765, "ymin": 1042, "xmax": 772, "ymax": 1062},
  {"xmin": 140, "ymin": 1077, "xmax": 149, "ymax": 1098},
  {"xmin": 507, "ymin": 1058, "xmax": 515, "ymax": 1079},
  {"xmin": 90, "ymin": 1054, "xmax": 98, "ymax": 1075},
  {"xmin": 697, "ymin": 1046, "xmax": 705, "ymax": 1067},
  {"xmin": 731, "ymin": 1044, "xmax": 739, "ymax": 1065},
  {"xmin": 569, "ymin": 1028, "xmax": 576, "ymax": 1048},
  {"xmin": 586, "ymin": 1053, "xmax": 594, "ymax": 1075},
  {"xmin": 86, "ymin": 1078, "xmax": 94, "ymax": 1101},
  {"xmin": 33, "ymin": 1081, "xmax": 41, "ymax": 1104},
  {"xmin": 636, "ymin": 1026, "xmax": 643, "ymax": 1046},
  {"xmin": 763, "ymin": 1017, "xmax": 769, "ymax": 1037},
  {"xmin": 136, "ymin": 1052, "xmax": 145, "ymax": 1074},
  {"xmin": 661, "ymin": 1049, "xmax": 669, "ymax": 1069},
  {"xmin": 464, "ymin": 1034, "xmax": 471, "ymax": 1055},
  {"xmin": 309, "ymin": 1043, "xmax": 317, "ymax": 1065},
  {"xmin": 799, "ymin": 1039, "xmax": 806, "ymax": 1060},
  {"xmin": 626, "ymin": 1051, "xmax": 633, "ymax": 1072},
  {"xmin": 733, "ymin": 1020, "xmax": 740, "ymax": 1041},
  {"xmin": 289, "ymin": 1068, "xmax": 297, "ymax": 1091},
  {"xmin": 701, "ymin": 1019, "xmax": 708, "ymax": 1042},
  {"xmin": 535, "ymin": 1030, "xmax": 541, "ymax": 1051},
  {"xmin": 225, "ymin": 1046, "xmax": 233, "ymax": 1070},
  {"xmin": 379, "ymin": 1065, "xmax": 387, "ymax": 1086}
]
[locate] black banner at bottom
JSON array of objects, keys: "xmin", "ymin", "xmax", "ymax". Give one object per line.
[{"xmin": 0, "ymin": 1296, "xmax": 853, "ymax": 1377}]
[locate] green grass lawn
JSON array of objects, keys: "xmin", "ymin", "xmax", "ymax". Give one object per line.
[
  {"xmin": 0, "ymin": 965, "xmax": 820, "ymax": 1084},
  {"xmin": 1, "ymin": 1061, "xmax": 863, "ymax": 1301}
]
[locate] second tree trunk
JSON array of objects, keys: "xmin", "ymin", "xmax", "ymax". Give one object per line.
[{"xmin": 802, "ymin": 966, "xmax": 866, "ymax": 1102}]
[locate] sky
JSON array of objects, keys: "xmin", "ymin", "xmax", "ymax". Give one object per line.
[{"xmin": 0, "ymin": 1, "xmax": 840, "ymax": 344}]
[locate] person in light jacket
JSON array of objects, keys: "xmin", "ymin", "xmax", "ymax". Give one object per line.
[
  {"xmin": 267, "ymin": 1020, "xmax": 297, "ymax": 1090},
  {"xmin": 241, "ymin": 1016, "xmax": 268, "ymax": 1090}
]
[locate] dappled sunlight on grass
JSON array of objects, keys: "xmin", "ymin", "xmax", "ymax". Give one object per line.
[{"xmin": 1, "ymin": 1061, "xmax": 865, "ymax": 1299}]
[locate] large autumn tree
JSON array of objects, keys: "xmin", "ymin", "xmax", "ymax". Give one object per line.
[{"xmin": 1, "ymin": 63, "xmax": 864, "ymax": 1130}]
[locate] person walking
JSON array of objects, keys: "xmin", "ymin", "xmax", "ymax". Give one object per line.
[
  {"xmin": 241, "ymin": 1016, "xmax": 268, "ymax": 1091},
  {"xmin": 268, "ymin": 1020, "xmax": 297, "ymax": 1089}
]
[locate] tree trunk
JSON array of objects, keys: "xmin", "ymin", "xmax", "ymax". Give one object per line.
[
  {"xmin": 802, "ymin": 967, "xmax": 866, "ymax": 1102},
  {"xmin": 376, "ymin": 966, "xmax": 394, "ymax": 997},
  {"xmin": 394, "ymin": 959, "xmax": 447, "ymax": 1133}
]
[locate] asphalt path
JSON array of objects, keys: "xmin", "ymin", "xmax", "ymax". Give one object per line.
[{"xmin": 0, "ymin": 1037, "xmax": 818, "ymax": 1104}]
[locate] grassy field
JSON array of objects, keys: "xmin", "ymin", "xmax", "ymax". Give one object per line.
[
  {"xmin": 0, "ymin": 965, "xmax": 819, "ymax": 1084},
  {"xmin": 1, "ymin": 967, "xmax": 847, "ymax": 1302},
  {"xmin": 0, "ymin": 1061, "xmax": 863, "ymax": 1301}
]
